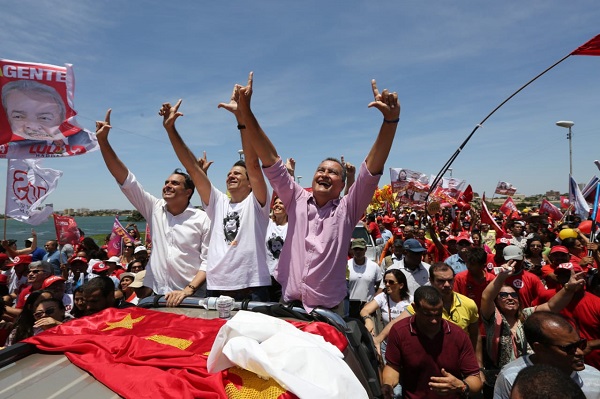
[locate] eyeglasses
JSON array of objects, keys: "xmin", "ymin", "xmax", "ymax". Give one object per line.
[
  {"xmin": 33, "ymin": 307, "xmax": 57, "ymax": 319},
  {"xmin": 543, "ymin": 338, "xmax": 587, "ymax": 355},
  {"xmin": 497, "ymin": 292, "xmax": 519, "ymax": 300},
  {"xmin": 384, "ymin": 280, "xmax": 397, "ymax": 285},
  {"xmin": 28, "ymin": 269, "xmax": 44, "ymax": 274}
]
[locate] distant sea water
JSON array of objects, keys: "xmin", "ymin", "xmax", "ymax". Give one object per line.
[{"xmin": 2, "ymin": 216, "xmax": 147, "ymax": 246}]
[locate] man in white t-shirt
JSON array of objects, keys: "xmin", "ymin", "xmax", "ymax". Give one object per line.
[
  {"xmin": 379, "ymin": 238, "xmax": 430, "ymax": 295},
  {"xmin": 159, "ymin": 100, "xmax": 271, "ymax": 301},
  {"xmin": 348, "ymin": 238, "xmax": 383, "ymax": 318}
]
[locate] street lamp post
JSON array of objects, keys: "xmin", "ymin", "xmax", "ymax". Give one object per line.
[
  {"xmin": 238, "ymin": 149, "xmax": 244, "ymax": 160},
  {"xmin": 556, "ymin": 121, "xmax": 574, "ymax": 176},
  {"xmin": 297, "ymin": 176, "xmax": 302, "ymax": 185}
]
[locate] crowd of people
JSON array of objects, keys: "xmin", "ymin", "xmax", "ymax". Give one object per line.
[{"xmin": 0, "ymin": 73, "xmax": 599, "ymax": 398}]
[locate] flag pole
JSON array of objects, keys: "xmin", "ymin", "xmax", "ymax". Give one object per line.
[
  {"xmin": 588, "ymin": 182, "xmax": 600, "ymax": 256},
  {"xmin": 426, "ymin": 52, "xmax": 573, "ymax": 201}
]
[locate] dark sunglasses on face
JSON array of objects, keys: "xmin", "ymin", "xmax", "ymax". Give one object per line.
[
  {"xmin": 34, "ymin": 307, "xmax": 56, "ymax": 319},
  {"xmin": 498, "ymin": 292, "xmax": 519, "ymax": 299},
  {"xmin": 544, "ymin": 338, "xmax": 587, "ymax": 355},
  {"xmin": 384, "ymin": 280, "xmax": 397, "ymax": 285}
]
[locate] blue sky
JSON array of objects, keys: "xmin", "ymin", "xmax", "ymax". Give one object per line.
[{"xmin": 2, "ymin": 1, "xmax": 600, "ymax": 212}]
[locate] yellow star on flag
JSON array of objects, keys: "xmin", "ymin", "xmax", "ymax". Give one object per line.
[{"xmin": 102, "ymin": 313, "xmax": 146, "ymax": 331}]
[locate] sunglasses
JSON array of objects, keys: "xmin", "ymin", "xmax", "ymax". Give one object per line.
[
  {"xmin": 384, "ymin": 280, "xmax": 397, "ymax": 285},
  {"xmin": 28, "ymin": 269, "xmax": 44, "ymax": 274},
  {"xmin": 497, "ymin": 292, "xmax": 519, "ymax": 300},
  {"xmin": 34, "ymin": 307, "xmax": 57, "ymax": 319},
  {"xmin": 544, "ymin": 338, "xmax": 587, "ymax": 355}
]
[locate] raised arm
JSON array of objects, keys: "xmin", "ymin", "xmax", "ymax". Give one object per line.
[
  {"xmin": 96, "ymin": 109, "xmax": 129, "ymax": 185},
  {"xmin": 535, "ymin": 271, "xmax": 585, "ymax": 313},
  {"xmin": 223, "ymin": 72, "xmax": 279, "ymax": 168},
  {"xmin": 217, "ymin": 77, "xmax": 268, "ymax": 206},
  {"xmin": 364, "ymin": 80, "xmax": 400, "ymax": 175},
  {"xmin": 480, "ymin": 262, "xmax": 514, "ymax": 320},
  {"xmin": 159, "ymin": 100, "xmax": 212, "ymax": 205}
]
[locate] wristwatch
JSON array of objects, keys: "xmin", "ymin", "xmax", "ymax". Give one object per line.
[{"xmin": 460, "ymin": 379, "xmax": 470, "ymax": 398}]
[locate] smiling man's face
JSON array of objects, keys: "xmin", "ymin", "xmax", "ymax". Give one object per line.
[{"xmin": 312, "ymin": 160, "xmax": 345, "ymax": 203}]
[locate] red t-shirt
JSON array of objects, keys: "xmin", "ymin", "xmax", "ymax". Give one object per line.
[
  {"xmin": 367, "ymin": 221, "xmax": 382, "ymax": 240},
  {"xmin": 15, "ymin": 285, "xmax": 33, "ymax": 309},
  {"xmin": 504, "ymin": 270, "xmax": 548, "ymax": 308},
  {"xmin": 385, "ymin": 316, "xmax": 480, "ymax": 399},
  {"xmin": 560, "ymin": 292, "xmax": 600, "ymax": 370},
  {"xmin": 454, "ymin": 270, "xmax": 496, "ymax": 311}
]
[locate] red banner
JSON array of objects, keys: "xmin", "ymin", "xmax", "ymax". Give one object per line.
[
  {"xmin": 53, "ymin": 214, "xmax": 80, "ymax": 246},
  {"xmin": 145, "ymin": 221, "xmax": 152, "ymax": 249},
  {"xmin": 571, "ymin": 34, "xmax": 600, "ymax": 56},
  {"xmin": 25, "ymin": 308, "xmax": 347, "ymax": 399},
  {"xmin": 481, "ymin": 194, "xmax": 504, "ymax": 238},
  {"xmin": 106, "ymin": 216, "xmax": 135, "ymax": 257},
  {"xmin": 540, "ymin": 199, "xmax": 564, "ymax": 221},
  {"xmin": 499, "ymin": 197, "xmax": 518, "ymax": 216}
]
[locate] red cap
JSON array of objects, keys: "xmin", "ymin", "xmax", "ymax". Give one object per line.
[
  {"xmin": 92, "ymin": 262, "xmax": 110, "ymax": 273},
  {"xmin": 0, "ymin": 253, "xmax": 9, "ymax": 262},
  {"xmin": 456, "ymin": 232, "xmax": 473, "ymax": 243},
  {"xmin": 7, "ymin": 254, "xmax": 33, "ymax": 267},
  {"xmin": 41, "ymin": 275, "xmax": 66, "ymax": 289},
  {"xmin": 550, "ymin": 246, "xmax": 569, "ymax": 255}
]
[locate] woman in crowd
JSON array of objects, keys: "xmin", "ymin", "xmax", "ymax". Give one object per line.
[
  {"xmin": 6, "ymin": 290, "xmax": 52, "ymax": 345},
  {"xmin": 523, "ymin": 235, "xmax": 546, "ymax": 277},
  {"xmin": 128, "ymin": 259, "xmax": 145, "ymax": 274},
  {"xmin": 359, "ymin": 269, "xmax": 412, "ymax": 359},
  {"xmin": 119, "ymin": 272, "xmax": 138, "ymax": 304},
  {"xmin": 120, "ymin": 242, "xmax": 135, "ymax": 266},
  {"xmin": 31, "ymin": 298, "xmax": 69, "ymax": 333},
  {"xmin": 480, "ymin": 261, "xmax": 582, "ymax": 392},
  {"xmin": 471, "ymin": 230, "xmax": 491, "ymax": 254},
  {"xmin": 266, "ymin": 195, "xmax": 288, "ymax": 302},
  {"xmin": 71, "ymin": 286, "xmax": 86, "ymax": 318}
]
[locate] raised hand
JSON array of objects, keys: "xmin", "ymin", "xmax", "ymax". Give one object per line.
[
  {"xmin": 95, "ymin": 109, "xmax": 112, "ymax": 140},
  {"xmin": 285, "ymin": 157, "xmax": 296, "ymax": 176},
  {"xmin": 218, "ymin": 72, "xmax": 253, "ymax": 115},
  {"xmin": 198, "ymin": 151, "xmax": 214, "ymax": 175},
  {"xmin": 368, "ymin": 79, "xmax": 400, "ymax": 121},
  {"xmin": 159, "ymin": 99, "xmax": 184, "ymax": 130}
]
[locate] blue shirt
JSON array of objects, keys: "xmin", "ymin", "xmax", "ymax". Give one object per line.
[{"xmin": 444, "ymin": 253, "xmax": 467, "ymax": 274}]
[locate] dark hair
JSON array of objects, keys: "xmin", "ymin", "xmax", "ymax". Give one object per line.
[
  {"xmin": 172, "ymin": 168, "xmax": 195, "ymax": 202},
  {"xmin": 11, "ymin": 290, "xmax": 52, "ymax": 343},
  {"xmin": 232, "ymin": 160, "xmax": 249, "ymax": 179},
  {"xmin": 429, "ymin": 262, "xmax": 455, "ymax": 281},
  {"xmin": 393, "ymin": 239, "xmax": 404, "ymax": 248},
  {"xmin": 523, "ymin": 311, "xmax": 574, "ymax": 345},
  {"xmin": 466, "ymin": 246, "xmax": 487, "ymax": 267},
  {"xmin": 511, "ymin": 364, "xmax": 585, "ymax": 399},
  {"xmin": 321, "ymin": 157, "xmax": 347, "ymax": 182},
  {"xmin": 71, "ymin": 286, "xmax": 86, "ymax": 318},
  {"xmin": 82, "ymin": 276, "xmax": 115, "ymax": 298},
  {"xmin": 413, "ymin": 286, "xmax": 442, "ymax": 309},
  {"xmin": 32, "ymin": 297, "xmax": 65, "ymax": 314},
  {"xmin": 561, "ymin": 237, "xmax": 578, "ymax": 250},
  {"xmin": 524, "ymin": 235, "xmax": 544, "ymax": 257},
  {"xmin": 384, "ymin": 269, "xmax": 410, "ymax": 300}
]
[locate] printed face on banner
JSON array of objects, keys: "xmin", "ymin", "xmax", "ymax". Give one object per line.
[
  {"xmin": 3, "ymin": 81, "xmax": 66, "ymax": 142},
  {"xmin": 0, "ymin": 59, "xmax": 98, "ymax": 159},
  {"xmin": 389, "ymin": 168, "xmax": 430, "ymax": 205}
]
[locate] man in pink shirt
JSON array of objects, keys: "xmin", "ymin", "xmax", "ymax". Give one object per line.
[{"xmin": 230, "ymin": 72, "xmax": 400, "ymax": 313}]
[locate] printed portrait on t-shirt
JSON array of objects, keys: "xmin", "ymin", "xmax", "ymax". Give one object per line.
[
  {"xmin": 266, "ymin": 234, "xmax": 284, "ymax": 259},
  {"xmin": 223, "ymin": 212, "xmax": 240, "ymax": 243}
]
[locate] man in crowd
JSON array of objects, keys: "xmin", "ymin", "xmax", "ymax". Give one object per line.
[
  {"xmin": 444, "ymin": 232, "xmax": 472, "ymax": 274},
  {"xmin": 379, "ymin": 238, "xmax": 430, "ymax": 294},
  {"xmin": 494, "ymin": 311, "xmax": 600, "ymax": 398},
  {"xmin": 380, "ymin": 238, "xmax": 404, "ymax": 270},
  {"xmin": 382, "ymin": 286, "xmax": 482, "ymax": 399},
  {"xmin": 96, "ymin": 110, "xmax": 210, "ymax": 307},
  {"xmin": 501, "ymin": 245, "xmax": 547, "ymax": 307},
  {"xmin": 510, "ymin": 364, "xmax": 586, "ymax": 399},
  {"xmin": 42, "ymin": 240, "xmax": 62, "ymax": 276},
  {"xmin": 225, "ymin": 72, "xmax": 400, "ymax": 314},
  {"xmin": 159, "ymin": 96, "xmax": 272, "ymax": 301},
  {"xmin": 82, "ymin": 276, "xmax": 135, "ymax": 316},
  {"xmin": 454, "ymin": 246, "xmax": 496, "ymax": 310},
  {"xmin": 347, "ymin": 238, "xmax": 383, "ymax": 318}
]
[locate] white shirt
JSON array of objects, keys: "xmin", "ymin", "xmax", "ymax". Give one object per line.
[
  {"xmin": 203, "ymin": 184, "xmax": 271, "ymax": 290},
  {"xmin": 120, "ymin": 171, "xmax": 210, "ymax": 295},
  {"xmin": 373, "ymin": 292, "xmax": 412, "ymax": 325},
  {"xmin": 347, "ymin": 257, "xmax": 383, "ymax": 302},
  {"xmin": 381, "ymin": 259, "xmax": 431, "ymax": 294},
  {"xmin": 266, "ymin": 220, "xmax": 288, "ymax": 275}
]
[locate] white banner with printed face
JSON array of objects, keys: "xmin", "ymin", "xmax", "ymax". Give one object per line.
[{"xmin": 5, "ymin": 158, "xmax": 61, "ymax": 225}]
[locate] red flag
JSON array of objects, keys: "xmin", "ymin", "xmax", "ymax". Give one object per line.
[
  {"xmin": 145, "ymin": 222, "xmax": 152, "ymax": 249},
  {"xmin": 25, "ymin": 308, "xmax": 346, "ymax": 399},
  {"xmin": 480, "ymin": 194, "xmax": 504, "ymax": 238},
  {"xmin": 540, "ymin": 199, "xmax": 563, "ymax": 221},
  {"xmin": 499, "ymin": 197, "xmax": 518, "ymax": 216},
  {"xmin": 53, "ymin": 214, "xmax": 80, "ymax": 246},
  {"xmin": 571, "ymin": 34, "xmax": 600, "ymax": 56},
  {"xmin": 560, "ymin": 196, "xmax": 570, "ymax": 209},
  {"xmin": 458, "ymin": 184, "xmax": 473, "ymax": 203},
  {"xmin": 106, "ymin": 216, "xmax": 135, "ymax": 257}
]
